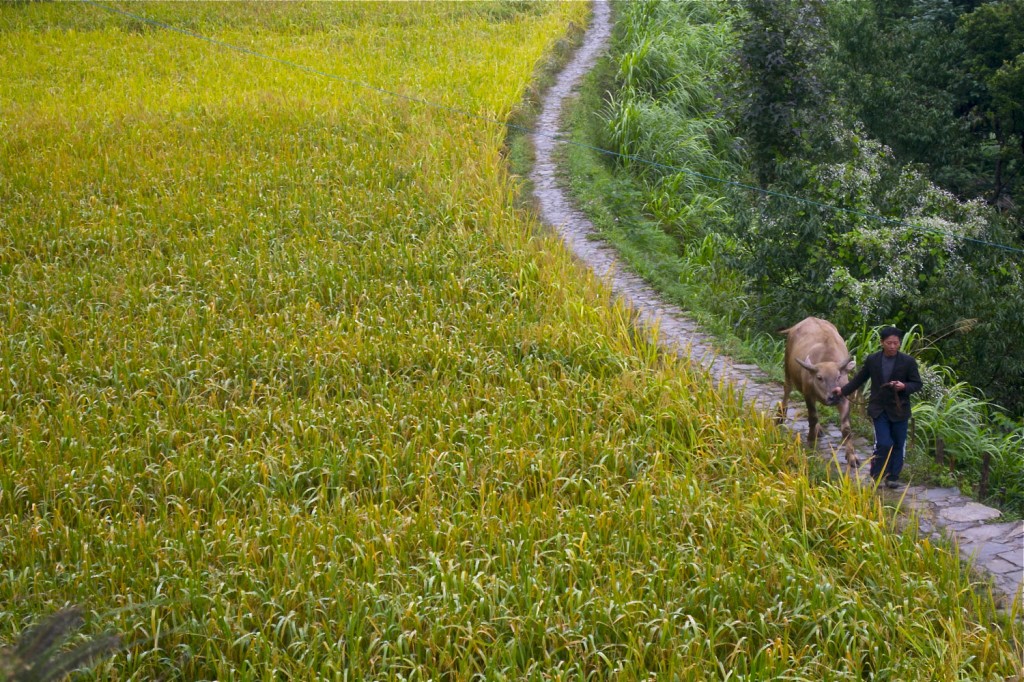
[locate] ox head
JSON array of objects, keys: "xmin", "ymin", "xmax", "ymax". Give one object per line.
[{"xmin": 796, "ymin": 356, "xmax": 855, "ymax": 405}]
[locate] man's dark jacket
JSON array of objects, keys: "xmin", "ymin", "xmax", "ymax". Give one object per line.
[{"xmin": 840, "ymin": 350, "xmax": 922, "ymax": 421}]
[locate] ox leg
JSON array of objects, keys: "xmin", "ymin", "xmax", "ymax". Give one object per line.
[
  {"xmin": 805, "ymin": 397, "xmax": 821, "ymax": 448},
  {"xmin": 777, "ymin": 375, "xmax": 791, "ymax": 424},
  {"xmin": 838, "ymin": 400, "xmax": 859, "ymax": 469}
]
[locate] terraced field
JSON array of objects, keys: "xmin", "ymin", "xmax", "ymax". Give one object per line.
[{"xmin": 1, "ymin": 3, "xmax": 1020, "ymax": 679}]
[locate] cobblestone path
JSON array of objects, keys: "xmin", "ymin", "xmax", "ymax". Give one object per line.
[{"xmin": 530, "ymin": 0, "xmax": 1023, "ymax": 609}]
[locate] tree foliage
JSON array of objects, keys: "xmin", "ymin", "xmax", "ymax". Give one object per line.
[
  {"xmin": 733, "ymin": 0, "xmax": 828, "ymax": 184},
  {"xmin": 955, "ymin": 0, "xmax": 1024, "ymax": 214},
  {"xmin": 823, "ymin": 0, "xmax": 1024, "ymax": 224},
  {"xmin": 726, "ymin": 0, "xmax": 1024, "ymax": 418}
]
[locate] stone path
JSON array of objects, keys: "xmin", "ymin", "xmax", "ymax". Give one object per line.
[{"xmin": 529, "ymin": 0, "xmax": 1023, "ymax": 609}]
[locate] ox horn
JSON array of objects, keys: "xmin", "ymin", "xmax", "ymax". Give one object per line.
[{"xmin": 797, "ymin": 356, "xmax": 817, "ymax": 372}]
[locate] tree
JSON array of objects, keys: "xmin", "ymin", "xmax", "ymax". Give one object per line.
[
  {"xmin": 734, "ymin": 0, "xmax": 828, "ymax": 184},
  {"xmin": 955, "ymin": 0, "xmax": 1024, "ymax": 216}
]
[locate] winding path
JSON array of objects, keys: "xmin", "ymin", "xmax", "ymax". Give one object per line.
[{"xmin": 529, "ymin": 0, "xmax": 1023, "ymax": 608}]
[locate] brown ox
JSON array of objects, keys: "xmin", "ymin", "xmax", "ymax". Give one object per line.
[{"xmin": 779, "ymin": 317, "xmax": 859, "ymax": 468}]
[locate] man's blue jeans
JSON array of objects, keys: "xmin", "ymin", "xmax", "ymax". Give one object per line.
[{"xmin": 871, "ymin": 413, "xmax": 909, "ymax": 482}]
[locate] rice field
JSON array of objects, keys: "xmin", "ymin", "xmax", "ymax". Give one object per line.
[{"xmin": 0, "ymin": 2, "xmax": 1020, "ymax": 679}]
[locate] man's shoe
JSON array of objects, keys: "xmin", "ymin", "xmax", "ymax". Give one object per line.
[{"xmin": 885, "ymin": 479, "xmax": 905, "ymax": 490}]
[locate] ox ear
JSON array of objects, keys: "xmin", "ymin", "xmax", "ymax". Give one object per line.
[
  {"xmin": 796, "ymin": 356, "xmax": 817, "ymax": 373},
  {"xmin": 843, "ymin": 356, "xmax": 855, "ymax": 373}
]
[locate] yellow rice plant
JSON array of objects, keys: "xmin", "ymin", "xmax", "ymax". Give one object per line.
[{"xmin": 0, "ymin": 2, "xmax": 1019, "ymax": 679}]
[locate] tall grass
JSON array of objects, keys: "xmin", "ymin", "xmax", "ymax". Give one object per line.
[
  {"xmin": 912, "ymin": 377, "xmax": 1024, "ymax": 515},
  {"xmin": 1, "ymin": 1, "xmax": 1021, "ymax": 679}
]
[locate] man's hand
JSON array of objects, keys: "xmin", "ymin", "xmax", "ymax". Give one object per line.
[{"xmin": 889, "ymin": 380, "xmax": 905, "ymax": 391}]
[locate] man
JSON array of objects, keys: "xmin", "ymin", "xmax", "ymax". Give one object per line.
[{"xmin": 832, "ymin": 326, "xmax": 922, "ymax": 489}]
